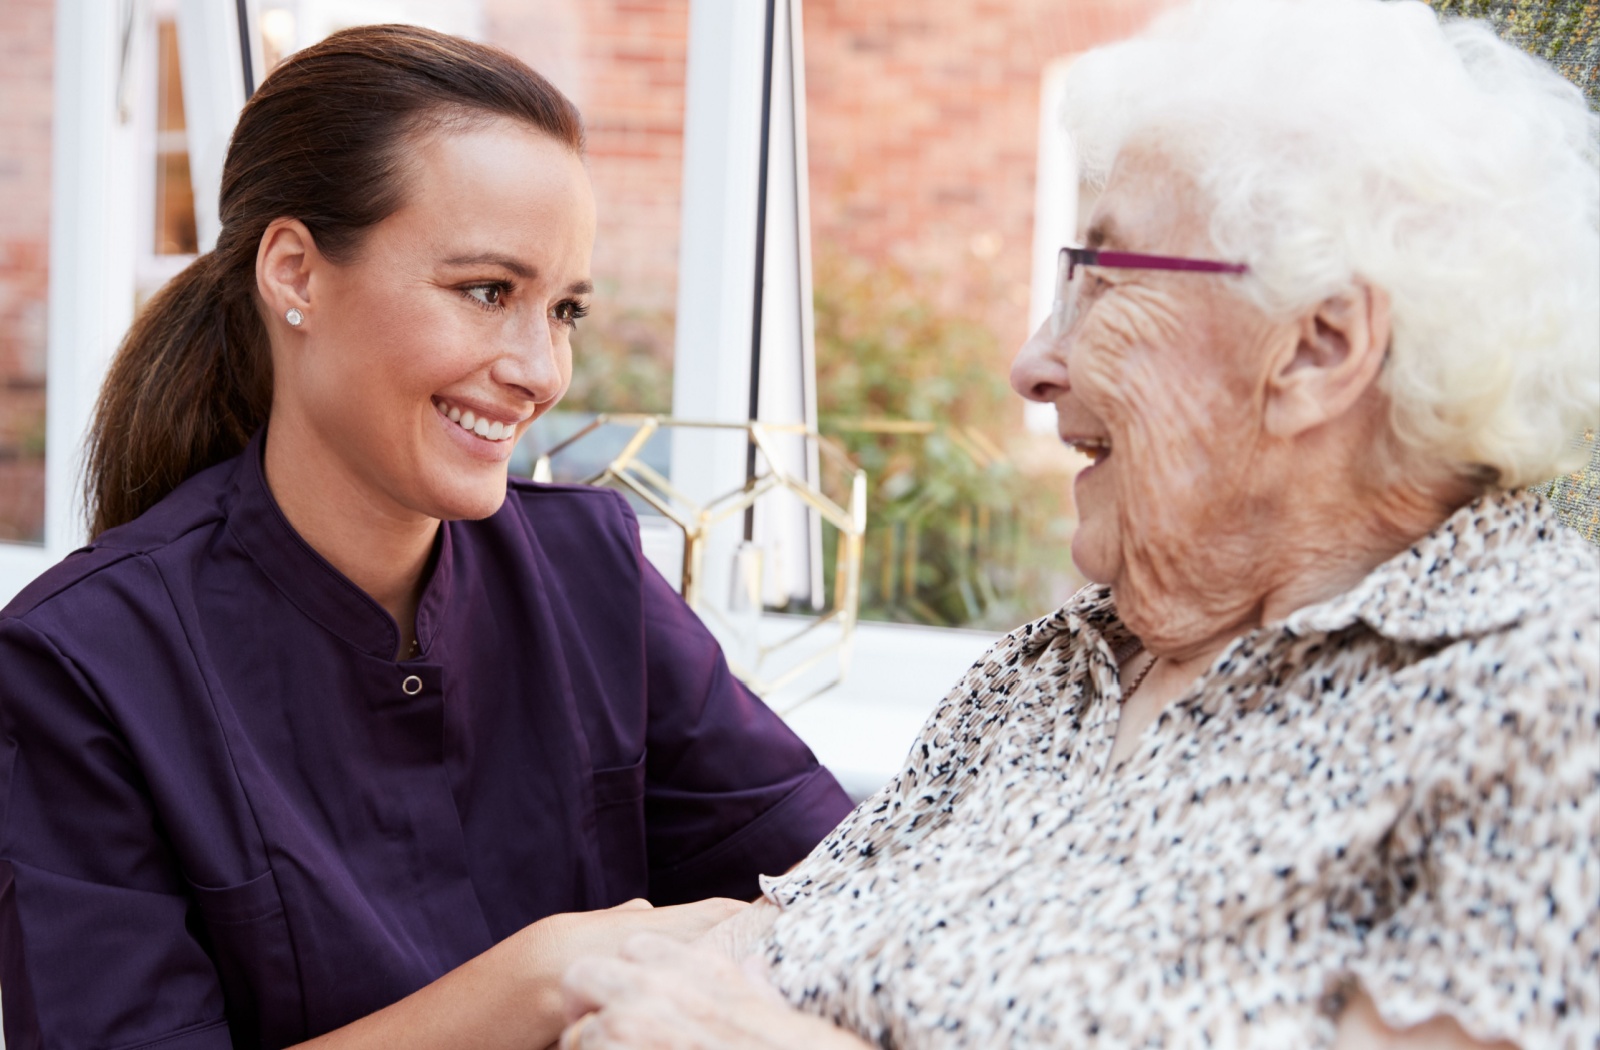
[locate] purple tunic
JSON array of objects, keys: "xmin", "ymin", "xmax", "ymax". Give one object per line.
[{"xmin": 0, "ymin": 433, "xmax": 852, "ymax": 1049}]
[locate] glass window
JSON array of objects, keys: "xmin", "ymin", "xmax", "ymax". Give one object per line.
[
  {"xmin": 0, "ymin": 0, "xmax": 53, "ymax": 545},
  {"xmin": 154, "ymin": 18, "xmax": 199, "ymax": 257},
  {"xmin": 802, "ymin": 0, "xmax": 1178, "ymax": 629}
]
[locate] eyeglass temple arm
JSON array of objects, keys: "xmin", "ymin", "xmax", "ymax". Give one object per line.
[{"xmin": 1071, "ymin": 248, "xmax": 1249, "ymax": 274}]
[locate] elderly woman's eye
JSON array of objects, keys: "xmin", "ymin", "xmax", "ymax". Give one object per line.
[{"xmin": 462, "ymin": 283, "xmax": 508, "ymax": 309}]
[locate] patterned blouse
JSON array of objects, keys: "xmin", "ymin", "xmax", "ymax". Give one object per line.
[{"xmin": 759, "ymin": 491, "xmax": 1600, "ymax": 1049}]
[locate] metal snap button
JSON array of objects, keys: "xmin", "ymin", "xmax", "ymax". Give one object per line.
[{"xmin": 401, "ymin": 674, "xmax": 423, "ymax": 696}]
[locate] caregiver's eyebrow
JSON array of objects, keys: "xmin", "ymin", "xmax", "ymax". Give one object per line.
[
  {"xmin": 443, "ymin": 252, "xmax": 535, "ymax": 279},
  {"xmin": 443, "ymin": 253, "xmax": 592, "ymax": 296}
]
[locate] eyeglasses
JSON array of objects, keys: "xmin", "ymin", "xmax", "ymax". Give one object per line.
[{"xmin": 1051, "ymin": 246, "xmax": 1249, "ymax": 337}]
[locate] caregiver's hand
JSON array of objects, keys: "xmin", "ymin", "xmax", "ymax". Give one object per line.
[
  {"xmin": 558, "ymin": 933, "xmax": 871, "ymax": 1050},
  {"xmin": 296, "ymin": 897, "xmax": 745, "ymax": 1050},
  {"xmin": 531, "ymin": 897, "xmax": 749, "ymax": 971}
]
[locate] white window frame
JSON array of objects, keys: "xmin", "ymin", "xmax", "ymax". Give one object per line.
[
  {"xmin": 670, "ymin": 0, "xmax": 1002, "ymax": 793},
  {"xmin": 0, "ymin": 0, "xmax": 142, "ymax": 602},
  {"xmin": 136, "ymin": 0, "xmax": 198, "ymax": 302},
  {"xmin": 1026, "ymin": 56, "xmax": 1083, "ymax": 434},
  {"xmin": 0, "ymin": 0, "xmax": 256, "ymax": 607}
]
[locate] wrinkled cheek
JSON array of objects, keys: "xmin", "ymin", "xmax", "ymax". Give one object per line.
[{"xmin": 1108, "ymin": 374, "xmax": 1240, "ymax": 559}]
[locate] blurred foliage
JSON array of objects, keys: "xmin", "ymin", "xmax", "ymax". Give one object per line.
[
  {"xmin": 1428, "ymin": 0, "xmax": 1599, "ymax": 107},
  {"xmin": 564, "ymin": 296, "xmax": 675, "ymax": 414},
  {"xmin": 813, "ymin": 255, "xmax": 1081, "ymax": 629},
  {"xmin": 1543, "ymin": 431, "xmax": 1600, "ymax": 544}
]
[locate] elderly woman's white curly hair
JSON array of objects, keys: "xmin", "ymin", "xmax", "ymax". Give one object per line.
[{"xmin": 1062, "ymin": 0, "xmax": 1599, "ymax": 489}]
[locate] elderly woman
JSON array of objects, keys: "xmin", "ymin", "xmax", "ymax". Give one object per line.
[{"xmin": 557, "ymin": 1, "xmax": 1600, "ymax": 1048}]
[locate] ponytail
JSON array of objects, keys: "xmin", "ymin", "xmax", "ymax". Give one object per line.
[
  {"xmin": 85, "ymin": 250, "xmax": 270, "ymax": 539},
  {"xmin": 82, "ymin": 24, "xmax": 584, "ymax": 539}
]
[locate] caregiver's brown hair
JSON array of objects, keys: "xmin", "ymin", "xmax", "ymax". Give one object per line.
[{"xmin": 84, "ymin": 23, "xmax": 584, "ymax": 539}]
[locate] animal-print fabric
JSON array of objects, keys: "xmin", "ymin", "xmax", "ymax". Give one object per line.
[{"xmin": 760, "ymin": 490, "xmax": 1600, "ymax": 1049}]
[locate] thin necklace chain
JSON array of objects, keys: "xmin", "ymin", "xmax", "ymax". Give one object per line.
[{"xmin": 1122, "ymin": 649, "xmax": 1158, "ymax": 700}]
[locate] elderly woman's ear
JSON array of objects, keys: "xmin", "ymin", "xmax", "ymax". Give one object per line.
[{"xmin": 1262, "ymin": 280, "xmax": 1392, "ymax": 439}]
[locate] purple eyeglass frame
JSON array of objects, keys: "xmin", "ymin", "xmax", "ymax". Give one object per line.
[{"xmin": 1052, "ymin": 246, "xmax": 1249, "ymax": 337}]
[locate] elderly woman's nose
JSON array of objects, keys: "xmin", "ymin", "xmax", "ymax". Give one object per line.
[{"xmin": 1010, "ymin": 319, "xmax": 1071, "ymax": 402}]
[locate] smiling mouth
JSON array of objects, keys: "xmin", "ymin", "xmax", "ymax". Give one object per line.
[
  {"xmin": 434, "ymin": 398, "xmax": 520, "ymax": 443},
  {"xmin": 1063, "ymin": 435, "xmax": 1111, "ymax": 465}
]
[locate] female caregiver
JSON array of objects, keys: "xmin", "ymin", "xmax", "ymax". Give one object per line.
[{"xmin": 0, "ymin": 24, "xmax": 852, "ymax": 1050}]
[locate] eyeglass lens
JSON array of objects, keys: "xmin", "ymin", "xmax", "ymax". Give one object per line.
[{"xmin": 1051, "ymin": 248, "xmax": 1080, "ymax": 338}]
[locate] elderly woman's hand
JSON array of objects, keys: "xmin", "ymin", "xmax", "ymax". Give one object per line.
[
  {"xmin": 1333, "ymin": 986, "xmax": 1521, "ymax": 1050},
  {"xmin": 558, "ymin": 932, "xmax": 870, "ymax": 1050}
]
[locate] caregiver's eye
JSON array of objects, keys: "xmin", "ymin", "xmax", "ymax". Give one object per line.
[
  {"xmin": 551, "ymin": 299, "xmax": 590, "ymax": 328},
  {"xmin": 462, "ymin": 282, "xmax": 511, "ymax": 310}
]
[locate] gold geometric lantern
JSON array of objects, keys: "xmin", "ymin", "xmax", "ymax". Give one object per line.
[{"xmin": 533, "ymin": 414, "xmax": 867, "ymax": 708}]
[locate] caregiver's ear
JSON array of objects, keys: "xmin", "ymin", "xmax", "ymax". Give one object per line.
[
  {"xmin": 1263, "ymin": 280, "xmax": 1392, "ymax": 438},
  {"xmin": 255, "ymin": 217, "xmax": 321, "ymax": 327}
]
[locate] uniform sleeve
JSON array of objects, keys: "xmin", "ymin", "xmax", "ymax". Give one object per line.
[
  {"xmin": 0, "ymin": 617, "xmax": 232, "ymax": 1050},
  {"xmin": 1349, "ymin": 616, "xmax": 1600, "ymax": 1049},
  {"xmin": 633, "ymin": 553, "xmax": 854, "ymax": 904}
]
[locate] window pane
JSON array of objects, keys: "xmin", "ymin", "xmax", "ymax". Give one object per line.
[
  {"xmin": 0, "ymin": 0, "xmax": 52, "ymax": 545},
  {"xmin": 805, "ymin": 0, "xmax": 1178, "ymax": 629},
  {"xmin": 155, "ymin": 18, "xmax": 199, "ymax": 256}
]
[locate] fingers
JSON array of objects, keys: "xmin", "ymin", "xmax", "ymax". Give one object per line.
[
  {"xmin": 561, "ymin": 936, "xmax": 718, "ymax": 1018},
  {"xmin": 618, "ymin": 931, "xmax": 704, "ymax": 965},
  {"xmin": 606, "ymin": 897, "xmax": 654, "ymax": 912},
  {"xmin": 559, "ymin": 947, "xmax": 749, "ymax": 1050},
  {"xmin": 566, "ymin": 934, "xmax": 778, "ymax": 1013},
  {"xmin": 557, "ymin": 1012, "xmax": 596, "ymax": 1050},
  {"xmin": 739, "ymin": 954, "xmax": 790, "ymax": 1006},
  {"xmin": 696, "ymin": 898, "xmax": 779, "ymax": 961},
  {"xmin": 645, "ymin": 897, "xmax": 748, "ymax": 942},
  {"xmin": 559, "ymin": 942, "xmax": 817, "ymax": 1050}
]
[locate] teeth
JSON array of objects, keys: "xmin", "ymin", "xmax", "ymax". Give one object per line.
[
  {"xmin": 1064, "ymin": 437, "xmax": 1111, "ymax": 463},
  {"xmin": 433, "ymin": 399, "xmax": 518, "ymax": 442}
]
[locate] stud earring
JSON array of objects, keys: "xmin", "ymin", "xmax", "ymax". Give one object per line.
[{"xmin": 285, "ymin": 308, "xmax": 304, "ymax": 327}]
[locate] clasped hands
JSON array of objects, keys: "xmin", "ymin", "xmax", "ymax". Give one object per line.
[
  {"xmin": 551, "ymin": 902, "xmax": 1519, "ymax": 1050},
  {"xmin": 556, "ymin": 899, "xmax": 865, "ymax": 1050}
]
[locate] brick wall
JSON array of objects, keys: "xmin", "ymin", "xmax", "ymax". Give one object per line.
[
  {"xmin": 0, "ymin": 0, "xmax": 51, "ymax": 543},
  {"xmin": 801, "ymin": 0, "xmax": 1176, "ymax": 360},
  {"xmin": 486, "ymin": 0, "xmax": 690, "ymax": 318}
]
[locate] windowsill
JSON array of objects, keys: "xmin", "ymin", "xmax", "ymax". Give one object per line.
[{"xmin": 760, "ymin": 615, "xmax": 1001, "ymax": 802}]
